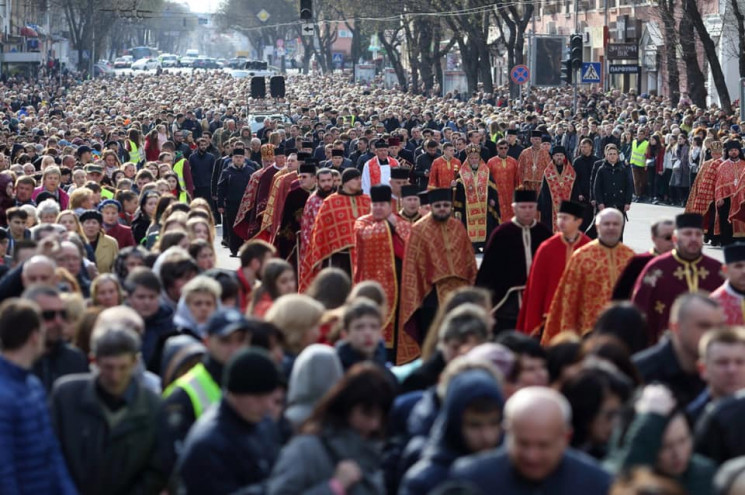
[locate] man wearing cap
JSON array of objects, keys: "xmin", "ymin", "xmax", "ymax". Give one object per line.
[
  {"xmin": 389, "ymin": 166, "xmax": 411, "ymax": 210},
  {"xmin": 537, "ymin": 145, "xmax": 579, "ymax": 233},
  {"xmin": 517, "ymin": 130, "xmax": 552, "ymax": 192},
  {"xmin": 721, "ymin": 140, "xmax": 745, "ymax": 245},
  {"xmin": 454, "ymin": 143, "xmax": 500, "ymax": 250},
  {"xmin": 398, "ymin": 187, "xmax": 478, "ymax": 364},
  {"xmin": 612, "ymin": 218, "xmax": 675, "ymax": 300},
  {"xmin": 477, "ymin": 190, "xmax": 552, "ymax": 332},
  {"xmin": 486, "ymin": 138, "xmax": 520, "ymax": 220},
  {"xmin": 79, "ymin": 209, "xmax": 119, "ymax": 273},
  {"xmin": 234, "ymin": 144, "xmax": 282, "ymax": 242},
  {"xmin": 399, "ymin": 185, "xmax": 422, "ymax": 223},
  {"xmin": 255, "ymin": 149, "xmax": 291, "ymax": 241},
  {"xmin": 299, "ymin": 167, "xmax": 336, "ymax": 264},
  {"xmin": 327, "ymin": 148, "xmax": 347, "ymax": 171},
  {"xmin": 162, "ymin": 308, "xmax": 252, "ymax": 466},
  {"xmin": 710, "ymin": 244, "xmax": 745, "ymax": 325},
  {"xmin": 275, "ymin": 161, "xmax": 317, "ymax": 263},
  {"xmin": 177, "ymin": 348, "xmax": 281, "ymax": 494},
  {"xmin": 300, "ymin": 168, "xmax": 371, "ymax": 291},
  {"xmin": 686, "ymin": 140, "xmax": 723, "ymax": 245},
  {"xmin": 632, "ymin": 213, "xmax": 725, "ymax": 341},
  {"xmin": 218, "ymin": 148, "xmax": 253, "ymax": 256},
  {"xmin": 428, "ymin": 142, "xmax": 461, "ymax": 190},
  {"xmin": 354, "ymin": 185, "xmax": 412, "ymax": 363},
  {"xmin": 361, "ymin": 138, "xmax": 400, "ymax": 195},
  {"xmin": 99, "ymin": 199, "xmax": 135, "ymax": 249},
  {"xmin": 517, "ymin": 200, "xmax": 590, "ymax": 335},
  {"xmin": 543, "ymin": 208, "xmax": 635, "ymax": 344}
]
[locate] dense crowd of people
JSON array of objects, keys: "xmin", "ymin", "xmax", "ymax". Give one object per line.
[{"xmin": 4, "ymin": 68, "xmax": 745, "ymax": 495}]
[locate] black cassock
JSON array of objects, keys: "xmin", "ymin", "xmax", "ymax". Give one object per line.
[{"xmin": 476, "ymin": 219, "xmax": 552, "ymax": 332}]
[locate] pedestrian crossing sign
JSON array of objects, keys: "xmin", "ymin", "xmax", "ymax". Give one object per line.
[{"xmin": 581, "ymin": 62, "xmax": 602, "ymax": 83}]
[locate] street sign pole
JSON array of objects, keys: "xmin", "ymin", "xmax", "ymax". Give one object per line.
[{"xmin": 573, "ymin": 70, "xmax": 578, "ymax": 116}]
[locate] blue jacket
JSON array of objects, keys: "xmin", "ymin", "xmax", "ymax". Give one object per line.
[
  {"xmin": 400, "ymin": 370, "xmax": 503, "ymax": 495},
  {"xmin": 142, "ymin": 303, "xmax": 175, "ymax": 373},
  {"xmin": 450, "ymin": 447, "xmax": 612, "ymax": 495},
  {"xmin": 178, "ymin": 400, "xmax": 281, "ymax": 495},
  {"xmin": 0, "ymin": 356, "xmax": 78, "ymax": 494}
]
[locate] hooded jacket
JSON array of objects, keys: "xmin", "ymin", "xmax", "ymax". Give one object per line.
[
  {"xmin": 0, "ymin": 172, "xmax": 16, "ymax": 227},
  {"xmin": 284, "ymin": 344, "xmax": 344, "ymax": 430},
  {"xmin": 141, "ymin": 303, "xmax": 176, "ymax": 373},
  {"xmin": 173, "ymin": 297, "xmax": 211, "ymax": 338},
  {"xmin": 400, "ymin": 370, "xmax": 504, "ymax": 495}
]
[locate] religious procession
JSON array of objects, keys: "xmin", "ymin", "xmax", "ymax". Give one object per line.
[{"xmin": 3, "ymin": 65, "xmax": 745, "ymax": 495}]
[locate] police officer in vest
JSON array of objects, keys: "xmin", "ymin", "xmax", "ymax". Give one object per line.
[
  {"xmin": 629, "ymin": 127, "xmax": 649, "ymax": 202},
  {"xmin": 161, "ymin": 308, "xmax": 252, "ymax": 467}
]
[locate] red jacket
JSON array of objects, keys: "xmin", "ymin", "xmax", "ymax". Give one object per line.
[{"xmin": 104, "ymin": 223, "xmax": 135, "ymax": 249}]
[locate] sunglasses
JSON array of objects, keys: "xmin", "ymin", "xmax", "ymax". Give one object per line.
[
  {"xmin": 42, "ymin": 309, "xmax": 68, "ymax": 321},
  {"xmin": 498, "ymin": 146, "xmax": 508, "ymax": 149}
]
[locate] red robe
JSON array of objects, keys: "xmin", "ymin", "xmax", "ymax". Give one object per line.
[
  {"xmin": 299, "ymin": 192, "xmax": 371, "ymax": 292},
  {"xmin": 267, "ymin": 171, "xmax": 299, "ymax": 244},
  {"xmin": 537, "ymin": 162, "xmax": 577, "ymax": 232},
  {"xmin": 686, "ymin": 157, "xmax": 721, "ymax": 236},
  {"xmin": 299, "ymin": 192, "xmax": 325, "ymax": 268},
  {"xmin": 257, "ymin": 168, "xmax": 291, "ymax": 240},
  {"xmin": 353, "ymin": 214, "xmax": 411, "ymax": 358},
  {"xmin": 716, "ymin": 158, "xmax": 745, "ymax": 237},
  {"xmin": 517, "ymin": 147, "xmax": 552, "ymax": 192},
  {"xmin": 710, "ymin": 281, "xmax": 745, "ymax": 325},
  {"xmin": 276, "ymin": 183, "xmax": 310, "ymax": 263},
  {"xmin": 631, "ymin": 250, "xmax": 724, "ymax": 343},
  {"xmin": 398, "ymin": 215, "xmax": 478, "ymax": 364},
  {"xmin": 234, "ymin": 166, "xmax": 268, "ymax": 239},
  {"xmin": 428, "ymin": 156, "xmax": 461, "ymax": 189},
  {"xmin": 517, "ymin": 232, "xmax": 591, "ymax": 335},
  {"xmin": 543, "ymin": 240, "xmax": 635, "ymax": 344},
  {"xmin": 486, "ymin": 155, "xmax": 520, "ymax": 220}
]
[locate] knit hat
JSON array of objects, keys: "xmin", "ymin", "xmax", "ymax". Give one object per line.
[
  {"xmin": 224, "ymin": 348, "xmax": 281, "ymax": 395},
  {"xmin": 98, "ymin": 199, "xmax": 122, "ymax": 212}
]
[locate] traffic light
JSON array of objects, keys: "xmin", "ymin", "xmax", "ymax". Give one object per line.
[
  {"xmin": 570, "ymin": 34, "xmax": 583, "ymax": 70},
  {"xmin": 561, "ymin": 58, "xmax": 573, "ymax": 85},
  {"xmin": 300, "ymin": 0, "xmax": 312, "ymax": 20}
]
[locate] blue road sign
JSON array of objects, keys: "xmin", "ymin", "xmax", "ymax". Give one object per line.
[
  {"xmin": 332, "ymin": 53, "xmax": 343, "ymax": 64},
  {"xmin": 510, "ymin": 65, "xmax": 530, "ymax": 85},
  {"xmin": 581, "ymin": 62, "xmax": 602, "ymax": 83}
]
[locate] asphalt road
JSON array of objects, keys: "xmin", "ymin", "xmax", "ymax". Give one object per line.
[{"xmin": 213, "ymin": 200, "xmax": 722, "ymax": 274}]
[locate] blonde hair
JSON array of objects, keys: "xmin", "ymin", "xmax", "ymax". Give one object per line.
[
  {"xmin": 181, "ymin": 275, "xmax": 222, "ymax": 303},
  {"xmin": 69, "ymin": 187, "xmax": 93, "ymax": 209},
  {"xmin": 266, "ymin": 294, "xmax": 324, "ymax": 354}
]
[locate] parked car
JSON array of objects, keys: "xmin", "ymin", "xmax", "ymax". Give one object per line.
[
  {"xmin": 159, "ymin": 54, "xmax": 179, "ymax": 68},
  {"xmin": 131, "ymin": 58, "xmax": 161, "ymax": 70},
  {"xmin": 94, "ymin": 62, "xmax": 115, "ymax": 78},
  {"xmin": 192, "ymin": 57, "xmax": 219, "ymax": 69},
  {"xmin": 179, "ymin": 56, "xmax": 196, "ymax": 67},
  {"xmin": 113, "ymin": 56, "xmax": 133, "ymax": 68},
  {"xmin": 247, "ymin": 113, "xmax": 292, "ymax": 133}
]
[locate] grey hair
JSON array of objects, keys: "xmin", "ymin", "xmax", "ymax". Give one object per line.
[
  {"xmin": 91, "ymin": 326, "xmax": 141, "ymax": 358},
  {"xmin": 36, "ymin": 198, "xmax": 61, "ymax": 218}
]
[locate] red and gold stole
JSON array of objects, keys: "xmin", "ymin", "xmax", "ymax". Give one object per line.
[
  {"xmin": 459, "ymin": 162, "xmax": 490, "ymax": 243},
  {"xmin": 544, "ymin": 161, "xmax": 576, "ymax": 231},
  {"xmin": 368, "ymin": 156, "xmax": 401, "ymax": 186}
]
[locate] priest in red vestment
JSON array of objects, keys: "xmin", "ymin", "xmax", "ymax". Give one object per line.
[
  {"xmin": 233, "ymin": 144, "xmax": 281, "ymax": 240},
  {"xmin": 517, "ymin": 200, "xmax": 590, "ymax": 336},
  {"xmin": 476, "ymin": 189, "xmax": 552, "ymax": 332},
  {"xmin": 299, "ymin": 167, "xmax": 335, "ymax": 271},
  {"xmin": 428, "ymin": 142, "xmax": 461, "ymax": 190},
  {"xmin": 259, "ymin": 149, "xmax": 297, "ymax": 242},
  {"xmin": 537, "ymin": 146, "xmax": 579, "ymax": 233},
  {"xmin": 399, "ymin": 185, "xmax": 423, "ymax": 223},
  {"xmin": 632, "ymin": 213, "xmax": 724, "ymax": 343},
  {"xmin": 612, "ymin": 218, "xmax": 675, "ymax": 300},
  {"xmin": 685, "ymin": 141, "xmax": 722, "ymax": 245},
  {"xmin": 453, "ymin": 144, "xmax": 500, "ymax": 250},
  {"xmin": 542, "ymin": 208, "xmax": 635, "ymax": 344},
  {"xmin": 517, "ymin": 130, "xmax": 552, "ymax": 192},
  {"xmin": 276, "ymin": 162, "xmax": 317, "ymax": 265},
  {"xmin": 353, "ymin": 185, "xmax": 412, "ymax": 363},
  {"xmin": 486, "ymin": 138, "xmax": 520, "ymax": 220},
  {"xmin": 398, "ymin": 188, "xmax": 478, "ymax": 364},
  {"xmin": 709, "ymin": 243, "xmax": 745, "ymax": 325},
  {"xmin": 361, "ymin": 139, "xmax": 400, "ymax": 194},
  {"xmin": 299, "ymin": 168, "xmax": 371, "ymax": 292},
  {"xmin": 715, "ymin": 140, "xmax": 745, "ymax": 246}
]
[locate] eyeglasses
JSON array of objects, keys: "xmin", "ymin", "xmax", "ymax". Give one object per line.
[
  {"xmin": 41, "ymin": 309, "xmax": 68, "ymax": 321},
  {"xmin": 498, "ymin": 146, "xmax": 508, "ymax": 149}
]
